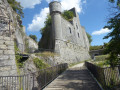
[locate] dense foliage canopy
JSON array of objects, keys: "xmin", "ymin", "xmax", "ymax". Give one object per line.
[{"xmin": 103, "ymin": 0, "xmax": 120, "ymax": 67}]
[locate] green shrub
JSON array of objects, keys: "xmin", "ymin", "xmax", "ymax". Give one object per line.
[
  {"xmin": 33, "ymin": 58, "xmax": 49, "ymax": 69},
  {"xmin": 62, "ymin": 10, "xmax": 74, "ymax": 21}
]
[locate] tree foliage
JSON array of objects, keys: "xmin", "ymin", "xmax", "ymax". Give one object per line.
[
  {"xmin": 90, "ymin": 45, "xmax": 103, "ymax": 51},
  {"xmin": 86, "ymin": 32, "xmax": 92, "ymax": 44},
  {"xmin": 62, "ymin": 10, "xmax": 74, "ymax": 21},
  {"xmin": 7, "ymin": 0, "xmax": 24, "ymax": 18},
  {"xmin": 103, "ymin": 0, "xmax": 120, "ymax": 67},
  {"xmin": 29, "ymin": 35, "xmax": 37, "ymax": 42},
  {"xmin": 40, "ymin": 15, "xmax": 52, "ymax": 34}
]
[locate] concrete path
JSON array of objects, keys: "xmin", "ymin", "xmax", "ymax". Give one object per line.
[{"xmin": 44, "ymin": 63, "xmax": 101, "ymax": 90}]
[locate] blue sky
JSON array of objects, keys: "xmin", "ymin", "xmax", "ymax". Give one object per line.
[{"xmin": 17, "ymin": 0, "xmax": 111, "ymax": 46}]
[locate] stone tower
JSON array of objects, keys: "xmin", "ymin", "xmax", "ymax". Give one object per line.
[{"xmin": 49, "ymin": 1, "xmax": 62, "ymax": 53}]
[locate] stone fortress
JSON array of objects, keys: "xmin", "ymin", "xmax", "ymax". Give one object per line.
[
  {"xmin": 40, "ymin": 1, "xmax": 90, "ymax": 64},
  {"xmin": 0, "ymin": 0, "xmax": 90, "ymax": 76}
]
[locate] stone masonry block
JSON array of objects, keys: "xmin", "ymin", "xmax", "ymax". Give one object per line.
[
  {"xmin": 0, "ymin": 40, "xmax": 4, "ymax": 45},
  {"xmin": 7, "ymin": 45, "xmax": 14, "ymax": 50},
  {"xmin": 9, "ymin": 69, "xmax": 17, "ymax": 75},
  {"xmin": 4, "ymin": 41, "xmax": 14, "ymax": 46},
  {"xmin": 4, "ymin": 50, "xmax": 15, "ymax": 55},
  {"xmin": 0, "ymin": 55, "xmax": 9, "ymax": 60},
  {"xmin": 10, "ymin": 55, "xmax": 15, "ymax": 60},
  {"xmin": 4, "ymin": 37, "xmax": 11, "ymax": 41},
  {"xmin": 0, "ymin": 70, "xmax": 10, "ymax": 76},
  {"xmin": 0, "ymin": 60, "xmax": 15, "ymax": 66},
  {"xmin": 0, "ymin": 50, "xmax": 3, "ymax": 54},
  {"xmin": 0, "ymin": 45, "xmax": 7, "ymax": 50},
  {"xmin": 0, "ymin": 66, "xmax": 11, "ymax": 71},
  {"xmin": 0, "ymin": 36, "xmax": 4, "ymax": 40}
]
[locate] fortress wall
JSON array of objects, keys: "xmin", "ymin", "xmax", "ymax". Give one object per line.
[
  {"xmin": 81, "ymin": 26, "xmax": 90, "ymax": 51},
  {"xmin": 0, "ymin": 36, "xmax": 17, "ymax": 76},
  {"xmin": 0, "ymin": 0, "xmax": 17, "ymax": 76},
  {"xmin": 55, "ymin": 39, "xmax": 90, "ymax": 64},
  {"xmin": 72, "ymin": 16, "xmax": 86, "ymax": 47},
  {"xmin": 61, "ymin": 17, "xmax": 77, "ymax": 43}
]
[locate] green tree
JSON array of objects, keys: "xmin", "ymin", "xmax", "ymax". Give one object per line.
[
  {"xmin": 29, "ymin": 35, "xmax": 37, "ymax": 42},
  {"xmin": 103, "ymin": 0, "xmax": 120, "ymax": 67},
  {"xmin": 40, "ymin": 15, "xmax": 52, "ymax": 34},
  {"xmin": 86, "ymin": 32, "xmax": 92, "ymax": 44},
  {"xmin": 7, "ymin": 0, "xmax": 24, "ymax": 18}
]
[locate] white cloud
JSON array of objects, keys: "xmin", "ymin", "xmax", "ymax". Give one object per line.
[
  {"xmin": 27, "ymin": 7, "xmax": 49, "ymax": 31},
  {"xmin": 92, "ymin": 28, "xmax": 111, "ymax": 35},
  {"xmin": 46, "ymin": 0, "xmax": 86, "ymax": 13},
  {"xmin": 16, "ymin": 0, "xmax": 41, "ymax": 9},
  {"xmin": 61, "ymin": 0, "xmax": 82, "ymax": 13}
]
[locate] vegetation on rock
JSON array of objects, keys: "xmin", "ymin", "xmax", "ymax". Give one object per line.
[
  {"xmin": 7, "ymin": 0, "xmax": 24, "ymax": 18},
  {"xmin": 86, "ymin": 32, "xmax": 92, "ymax": 44},
  {"xmin": 62, "ymin": 10, "xmax": 74, "ymax": 21},
  {"xmin": 29, "ymin": 34, "xmax": 37, "ymax": 42}
]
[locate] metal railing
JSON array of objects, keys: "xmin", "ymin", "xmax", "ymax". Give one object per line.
[
  {"xmin": 85, "ymin": 62, "xmax": 120, "ymax": 89},
  {"xmin": 0, "ymin": 63, "xmax": 68, "ymax": 90}
]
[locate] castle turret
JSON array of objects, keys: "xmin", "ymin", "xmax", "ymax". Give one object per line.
[
  {"xmin": 49, "ymin": 1, "xmax": 62, "ymax": 40},
  {"xmin": 49, "ymin": 1, "xmax": 62, "ymax": 53}
]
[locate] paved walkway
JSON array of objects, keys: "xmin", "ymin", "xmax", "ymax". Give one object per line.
[{"xmin": 44, "ymin": 63, "xmax": 101, "ymax": 90}]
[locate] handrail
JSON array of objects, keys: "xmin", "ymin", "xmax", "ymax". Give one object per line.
[{"xmin": 0, "ymin": 63, "xmax": 68, "ymax": 90}]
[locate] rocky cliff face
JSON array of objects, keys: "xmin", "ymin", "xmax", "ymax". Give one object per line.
[{"xmin": 0, "ymin": 0, "xmax": 38, "ymax": 76}]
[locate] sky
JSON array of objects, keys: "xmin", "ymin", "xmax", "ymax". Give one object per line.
[{"xmin": 16, "ymin": 0, "xmax": 112, "ymax": 46}]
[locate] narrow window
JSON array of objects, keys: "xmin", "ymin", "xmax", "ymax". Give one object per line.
[
  {"xmin": 78, "ymin": 33, "xmax": 79, "ymax": 38},
  {"xmin": 69, "ymin": 27, "xmax": 71, "ymax": 34},
  {"xmin": 76, "ymin": 24, "xmax": 78, "ymax": 29}
]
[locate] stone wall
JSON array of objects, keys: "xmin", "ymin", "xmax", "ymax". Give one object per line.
[
  {"xmin": 0, "ymin": 0, "xmax": 17, "ymax": 76},
  {"xmin": 0, "ymin": 36, "xmax": 17, "ymax": 76},
  {"xmin": 54, "ymin": 39, "xmax": 90, "ymax": 64}
]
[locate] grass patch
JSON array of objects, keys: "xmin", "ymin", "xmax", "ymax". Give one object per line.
[
  {"xmin": 91, "ymin": 55, "xmax": 110, "ymax": 67},
  {"xmin": 33, "ymin": 58, "xmax": 50, "ymax": 69},
  {"xmin": 35, "ymin": 51, "xmax": 57, "ymax": 57},
  {"xmin": 95, "ymin": 55, "xmax": 109, "ymax": 61}
]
